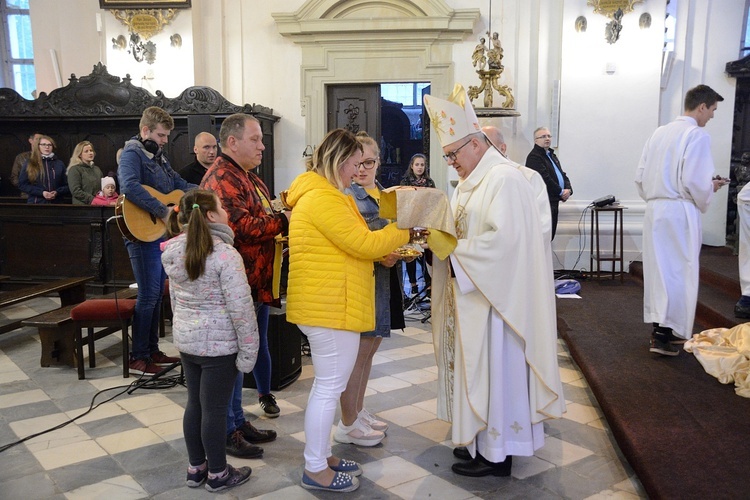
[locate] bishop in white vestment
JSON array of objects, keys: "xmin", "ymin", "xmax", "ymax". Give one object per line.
[{"xmin": 425, "ymin": 85, "xmax": 565, "ymax": 477}]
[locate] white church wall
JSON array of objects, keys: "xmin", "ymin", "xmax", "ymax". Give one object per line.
[
  {"xmin": 553, "ymin": 1, "xmax": 665, "ymax": 270},
  {"xmin": 30, "ymin": 0, "xmax": 194, "ymax": 98},
  {"xmin": 29, "ymin": 0, "xmax": 103, "ymax": 94},
  {"xmin": 660, "ymin": 0, "xmax": 744, "ymax": 247}
]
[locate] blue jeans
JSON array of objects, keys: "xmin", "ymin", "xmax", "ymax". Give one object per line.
[
  {"xmin": 124, "ymin": 238, "xmax": 166, "ymax": 361},
  {"xmin": 226, "ymin": 302, "xmax": 271, "ymax": 434}
]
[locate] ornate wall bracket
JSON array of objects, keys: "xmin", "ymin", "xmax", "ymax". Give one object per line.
[
  {"xmin": 587, "ymin": 0, "xmax": 644, "ymax": 44},
  {"xmin": 468, "ymin": 69, "xmax": 515, "ymax": 109},
  {"xmin": 111, "ymin": 9, "xmax": 178, "ymax": 39},
  {"xmin": 587, "ymin": 0, "xmax": 643, "ymax": 18}
]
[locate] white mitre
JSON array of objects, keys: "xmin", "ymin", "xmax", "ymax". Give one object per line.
[{"xmin": 423, "ymin": 84, "xmax": 481, "ymax": 147}]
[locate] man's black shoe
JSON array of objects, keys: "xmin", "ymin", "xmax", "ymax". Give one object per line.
[
  {"xmin": 649, "ymin": 337, "xmax": 679, "ymax": 356},
  {"xmin": 735, "ymin": 302, "xmax": 750, "ymax": 319},
  {"xmin": 451, "ymin": 455, "xmax": 512, "ymax": 477},
  {"xmin": 452, "ymin": 446, "xmax": 471, "ymax": 460},
  {"xmin": 666, "ymin": 330, "xmax": 688, "ymax": 345},
  {"xmin": 238, "ymin": 421, "xmax": 277, "ymax": 443},
  {"xmin": 226, "ymin": 430, "xmax": 264, "ymax": 458}
]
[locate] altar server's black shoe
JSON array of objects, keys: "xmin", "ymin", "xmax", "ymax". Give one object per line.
[
  {"xmin": 452, "ymin": 446, "xmax": 471, "ymax": 460},
  {"xmin": 735, "ymin": 301, "xmax": 750, "ymax": 319}
]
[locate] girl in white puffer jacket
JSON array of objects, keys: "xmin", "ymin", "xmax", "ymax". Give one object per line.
[{"xmin": 161, "ymin": 189, "xmax": 259, "ymax": 492}]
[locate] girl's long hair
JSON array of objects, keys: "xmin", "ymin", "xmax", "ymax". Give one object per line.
[
  {"xmin": 401, "ymin": 153, "xmax": 429, "ymax": 184},
  {"xmin": 165, "ymin": 189, "xmax": 219, "ymax": 281},
  {"xmin": 26, "ymin": 135, "xmax": 56, "ymax": 183}
]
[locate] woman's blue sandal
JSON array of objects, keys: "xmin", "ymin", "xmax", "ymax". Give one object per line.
[{"xmin": 301, "ymin": 471, "xmax": 359, "ymax": 492}]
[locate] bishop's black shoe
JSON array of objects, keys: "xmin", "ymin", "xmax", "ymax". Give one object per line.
[
  {"xmin": 451, "ymin": 454, "xmax": 512, "ymax": 477},
  {"xmin": 452, "ymin": 446, "xmax": 471, "ymax": 460}
]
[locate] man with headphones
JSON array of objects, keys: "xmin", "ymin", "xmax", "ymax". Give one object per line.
[{"xmin": 119, "ymin": 106, "xmax": 198, "ymax": 375}]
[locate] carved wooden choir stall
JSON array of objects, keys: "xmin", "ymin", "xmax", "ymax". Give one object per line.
[{"xmin": 0, "ymin": 63, "xmax": 279, "ymax": 292}]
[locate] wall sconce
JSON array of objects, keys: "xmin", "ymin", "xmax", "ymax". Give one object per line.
[
  {"xmin": 575, "ymin": 16, "xmax": 587, "ymax": 33},
  {"xmin": 112, "ymin": 34, "xmax": 127, "ymax": 50},
  {"xmin": 639, "ymin": 13, "xmax": 652, "ymax": 29},
  {"xmin": 170, "ymin": 33, "xmax": 182, "ymax": 48},
  {"xmin": 129, "ymin": 32, "xmax": 157, "ymax": 65}
]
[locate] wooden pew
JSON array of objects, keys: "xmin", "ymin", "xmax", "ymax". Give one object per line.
[{"xmin": 0, "ymin": 276, "xmax": 93, "ymax": 335}]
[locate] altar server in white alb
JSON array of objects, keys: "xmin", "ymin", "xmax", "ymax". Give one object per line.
[
  {"xmin": 635, "ymin": 84, "xmax": 727, "ymax": 357},
  {"xmin": 424, "ymin": 84, "xmax": 565, "ymax": 478}
]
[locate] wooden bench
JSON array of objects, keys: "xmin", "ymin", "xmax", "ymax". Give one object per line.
[
  {"xmin": 0, "ymin": 276, "xmax": 93, "ymax": 336},
  {"xmin": 21, "ymin": 288, "xmax": 137, "ymax": 370}
]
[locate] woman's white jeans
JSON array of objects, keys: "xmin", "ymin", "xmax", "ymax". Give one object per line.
[{"xmin": 299, "ymin": 325, "xmax": 360, "ymax": 472}]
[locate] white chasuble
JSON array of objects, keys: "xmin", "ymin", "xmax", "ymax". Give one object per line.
[{"xmin": 431, "ymin": 148, "xmax": 565, "ymax": 452}]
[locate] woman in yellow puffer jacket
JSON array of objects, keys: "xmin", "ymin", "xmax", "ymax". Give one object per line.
[{"xmin": 285, "ymin": 128, "xmax": 411, "ymax": 493}]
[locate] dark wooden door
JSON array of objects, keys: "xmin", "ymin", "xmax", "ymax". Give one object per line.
[{"xmin": 327, "ymin": 84, "xmax": 380, "ymax": 138}]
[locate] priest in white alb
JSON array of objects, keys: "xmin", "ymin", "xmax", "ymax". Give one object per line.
[{"xmin": 424, "ymin": 84, "xmax": 565, "ymax": 477}]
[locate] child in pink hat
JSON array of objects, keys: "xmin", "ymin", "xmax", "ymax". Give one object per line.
[{"xmin": 91, "ymin": 176, "xmax": 119, "ymax": 206}]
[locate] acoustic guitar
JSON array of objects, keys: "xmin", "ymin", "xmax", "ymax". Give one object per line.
[{"xmin": 115, "ymin": 185, "xmax": 184, "ymax": 243}]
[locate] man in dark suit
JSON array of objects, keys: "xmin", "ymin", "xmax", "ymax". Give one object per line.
[{"xmin": 525, "ymin": 127, "xmax": 572, "ymax": 240}]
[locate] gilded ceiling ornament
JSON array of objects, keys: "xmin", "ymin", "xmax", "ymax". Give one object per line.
[
  {"xmin": 111, "ymin": 9, "xmax": 178, "ymax": 39},
  {"xmin": 587, "ymin": 0, "xmax": 643, "ymax": 19}
]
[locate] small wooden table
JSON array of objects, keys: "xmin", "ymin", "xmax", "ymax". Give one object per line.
[{"xmin": 590, "ymin": 206, "xmax": 625, "ymax": 281}]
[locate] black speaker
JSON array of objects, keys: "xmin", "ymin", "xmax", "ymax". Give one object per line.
[
  {"xmin": 187, "ymin": 114, "xmax": 217, "ymax": 150},
  {"xmin": 243, "ymin": 307, "xmax": 302, "ymax": 391}
]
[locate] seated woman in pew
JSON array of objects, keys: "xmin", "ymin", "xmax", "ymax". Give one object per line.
[
  {"xmin": 18, "ymin": 135, "xmax": 69, "ymax": 204},
  {"xmin": 67, "ymin": 141, "xmax": 103, "ymax": 205}
]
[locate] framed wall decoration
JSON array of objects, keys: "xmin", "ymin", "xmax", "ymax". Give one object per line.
[{"xmin": 99, "ymin": 0, "xmax": 191, "ymax": 9}]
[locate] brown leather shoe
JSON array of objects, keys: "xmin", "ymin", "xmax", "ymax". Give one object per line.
[
  {"xmin": 238, "ymin": 421, "xmax": 277, "ymax": 443},
  {"xmin": 226, "ymin": 430, "xmax": 264, "ymax": 458}
]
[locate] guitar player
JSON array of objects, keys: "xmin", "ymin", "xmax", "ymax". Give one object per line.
[{"xmin": 118, "ymin": 106, "xmax": 199, "ymax": 376}]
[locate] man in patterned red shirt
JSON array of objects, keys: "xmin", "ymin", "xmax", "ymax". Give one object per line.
[{"xmin": 202, "ymin": 113, "xmax": 290, "ymax": 458}]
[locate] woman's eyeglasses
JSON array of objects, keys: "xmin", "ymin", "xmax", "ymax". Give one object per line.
[{"xmin": 356, "ymin": 159, "xmax": 379, "ymax": 170}]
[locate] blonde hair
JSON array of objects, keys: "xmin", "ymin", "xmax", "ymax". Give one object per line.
[
  {"xmin": 68, "ymin": 141, "xmax": 95, "ymax": 171},
  {"xmin": 355, "ymin": 131, "xmax": 380, "ymax": 157},
  {"xmin": 305, "ymin": 128, "xmax": 362, "ymax": 190},
  {"xmin": 25, "ymin": 135, "xmax": 56, "ymax": 183},
  {"xmin": 165, "ymin": 189, "xmax": 220, "ymax": 281}
]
